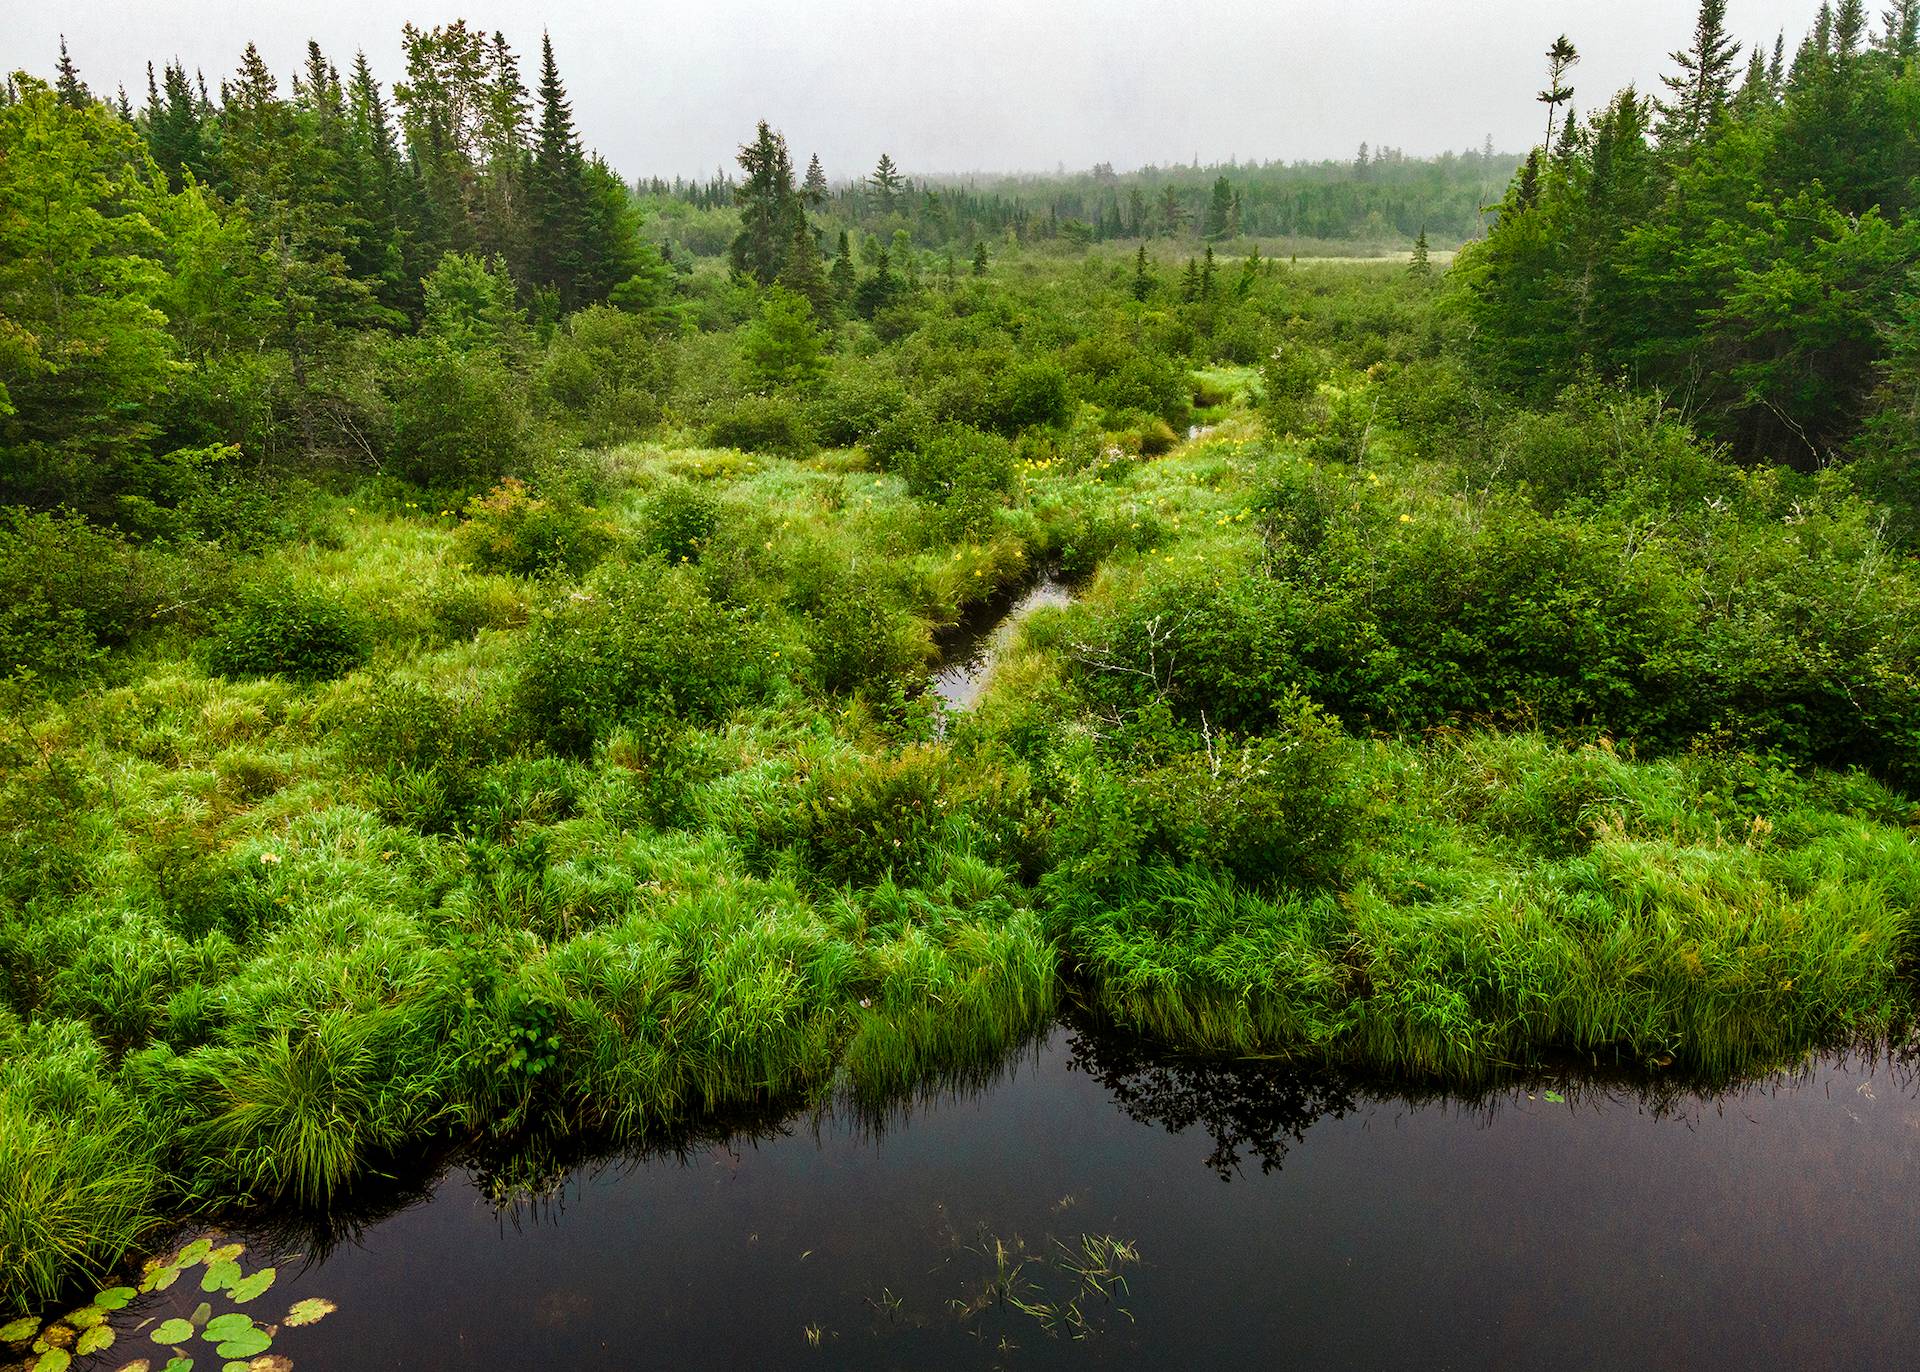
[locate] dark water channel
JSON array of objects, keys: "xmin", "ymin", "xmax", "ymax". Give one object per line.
[
  {"xmin": 931, "ymin": 574, "xmax": 1075, "ymax": 712},
  {"xmin": 226, "ymin": 1023, "xmax": 1920, "ymax": 1371}
]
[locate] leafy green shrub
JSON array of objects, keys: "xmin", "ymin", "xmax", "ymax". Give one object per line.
[
  {"xmin": 383, "ymin": 339, "xmax": 536, "ymax": 488},
  {"xmin": 536, "ymin": 305, "xmax": 673, "ymax": 446},
  {"xmin": 454, "ymin": 478, "xmax": 614, "ymax": 578},
  {"xmin": 1049, "ymin": 692, "xmax": 1356, "ymax": 894},
  {"xmin": 707, "ymin": 394, "xmax": 817, "ymax": 457},
  {"xmin": 799, "ymin": 574, "xmax": 924, "ymax": 696},
  {"xmin": 1260, "ymin": 342, "xmax": 1328, "ymax": 435},
  {"xmin": 898, "ymin": 424, "xmax": 1016, "ymax": 504},
  {"xmin": 750, "ymin": 744, "xmax": 1034, "ymax": 887},
  {"xmin": 806, "ymin": 366, "xmax": 910, "ymax": 447},
  {"xmin": 638, "ymin": 478, "xmax": 721, "ymax": 564},
  {"xmin": 0, "ymin": 509, "xmax": 190, "ymax": 687},
  {"xmin": 514, "ymin": 559, "xmax": 769, "ymax": 754},
  {"xmin": 207, "ymin": 578, "xmax": 371, "ymax": 683},
  {"xmin": 986, "ymin": 358, "xmax": 1072, "ymax": 434}
]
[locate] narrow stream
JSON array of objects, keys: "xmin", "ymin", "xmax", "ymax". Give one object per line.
[
  {"xmin": 930, "ymin": 574, "xmax": 1074, "ymax": 712},
  {"xmin": 139, "ymin": 1023, "xmax": 1920, "ymax": 1371}
]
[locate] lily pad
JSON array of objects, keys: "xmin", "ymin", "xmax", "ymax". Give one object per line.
[
  {"xmin": 246, "ymin": 1358, "xmax": 293, "ymax": 1372},
  {"xmin": 162, "ymin": 1359, "xmax": 195, "ymax": 1372},
  {"xmin": 1, "ymin": 1318, "xmax": 38, "ymax": 1343},
  {"xmin": 199, "ymin": 1318, "xmax": 252, "ymax": 1345},
  {"xmin": 63, "ymin": 1309, "xmax": 104, "ymax": 1331},
  {"xmin": 205, "ymin": 1246, "xmax": 244, "ymax": 1266},
  {"xmin": 280, "ymin": 1299, "xmax": 334, "ymax": 1329},
  {"xmin": 34, "ymin": 1328, "xmax": 72, "ymax": 1351},
  {"xmin": 211, "ymin": 1330, "xmax": 270, "ymax": 1361},
  {"xmin": 94, "ymin": 1289, "xmax": 138, "ymax": 1312},
  {"xmin": 143, "ymin": 1267, "xmax": 182, "ymax": 1295},
  {"xmin": 29, "ymin": 1350, "xmax": 70, "ymax": 1372},
  {"xmin": 111, "ymin": 1360, "xmax": 152, "ymax": 1372},
  {"xmin": 176, "ymin": 1241, "xmax": 212, "ymax": 1267},
  {"xmin": 200, "ymin": 1262, "xmax": 240, "ymax": 1295},
  {"xmin": 76, "ymin": 1327, "xmax": 115, "ymax": 1357},
  {"xmin": 226, "ymin": 1271, "xmax": 274, "ymax": 1306},
  {"xmin": 150, "ymin": 1320, "xmax": 195, "ymax": 1346}
]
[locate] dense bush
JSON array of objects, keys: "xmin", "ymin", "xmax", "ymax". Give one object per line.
[
  {"xmin": 206, "ymin": 577, "xmax": 371, "ymax": 683},
  {"xmin": 514, "ymin": 559, "xmax": 769, "ymax": 753},
  {"xmin": 636, "ymin": 479, "xmax": 721, "ymax": 564},
  {"xmin": 707, "ymin": 394, "xmax": 817, "ymax": 457},
  {"xmin": 536, "ymin": 306, "xmax": 673, "ymax": 446},
  {"xmin": 748, "ymin": 744, "xmax": 1035, "ymax": 888},
  {"xmin": 383, "ymin": 340, "xmax": 536, "ymax": 488},
  {"xmin": 454, "ymin": 478, "xmax": 615, "ymax": 578}
]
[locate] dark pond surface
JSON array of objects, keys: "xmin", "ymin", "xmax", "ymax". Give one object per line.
[
  {"xmin": 931, "ymin": 575, "xmax": 1075, "ymax": 712},
  {"xmin": 230, "ymin": 1023, "xmax": 1920, "ymax": 1371}
]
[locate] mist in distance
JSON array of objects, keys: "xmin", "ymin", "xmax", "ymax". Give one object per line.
[{"xmin": 5, "ymin": 0, "xmax": 1825, "ymax": 179}]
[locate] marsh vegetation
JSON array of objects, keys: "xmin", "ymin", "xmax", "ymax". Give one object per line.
[{"xmin": 2, "ymin": 0, "xmax": 1918, "ymax": 1330}]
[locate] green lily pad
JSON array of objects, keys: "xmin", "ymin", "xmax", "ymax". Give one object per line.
[
  {"xmin": 1543, "ymin": 1089, "xmax": 1567, "ymax": 1103},
  {"xmin": 200, "ymin": 1262, "xmax": 240, "ymax": 1295},
  {"xmin": 226, "ymin": 1270, "xmax": 275, "ymax": 1305},
  {"xmin": 143, "ymin": 1266, "xmax": 182, "ymax": 1294},
  {"xmin": 176, "ymin": 1241, "xmax": 212, "ymax": 1267},
  {"xmin": 30, "ymin": 1349, "xmax": 71, "ymax": 1372},
  {"xmin": 205, "ymin": 1245, "xmax": 244, "ymax": 1266},
  {"xmin": 0, "ymin": 1318, "xmax": 37, "ymax": 1343},
  {"xmin": 63, "ymin": 1309, "xmax": 104, "ymax": 1331},
  {"xmin": 94, "ymin": 1288, "xmax": 137, "ymax": 1311},
  {"xmin": 211, "ymin": 1329, "xmax": 270, "ymax": 1361},
  {"xmin": 280, "ymin": 1299, "xmax": 334, "ymax": 1328},
  {"xmin": 199, "ymin": 1318, "xmax": 252, "ymax": 1344},
  {"xmin": 150, "ymin": 1320, "xmax": 195, "ymax": 1345},
  {"xmin": 75, "ymin": 1326, "xmax": 115, "ymax": 1356},
  {"xmin": 162, "ymin": 1359, "xmax": 195, "ymax": 1372}
]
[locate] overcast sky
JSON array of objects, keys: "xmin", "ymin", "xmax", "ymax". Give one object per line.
[{"xmin": 6, "ymin": 1, "xmax": 1829, "ymax": 180}]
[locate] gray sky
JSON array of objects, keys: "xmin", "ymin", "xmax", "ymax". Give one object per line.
[{"xmin": 6, "ymin": 1, "xmax": 1827, "ymax": 180}]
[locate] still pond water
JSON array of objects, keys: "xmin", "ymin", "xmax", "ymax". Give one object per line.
[{"xmin": 213, "ymin": 1021, "xmax": 1920, "ymax": 1371}]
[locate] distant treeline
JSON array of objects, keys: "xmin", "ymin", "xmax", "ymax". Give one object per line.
[{"xmin": 644, "ymin": 145, "xmax": 1519, "ymax": 251}]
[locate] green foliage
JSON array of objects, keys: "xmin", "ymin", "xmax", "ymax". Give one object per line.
[
  {"xmin": 637, "ymin": 478, "xmax": 721, "ymax": 563},
  {"xmin": 454, "ymin": 478, "xmax": 614, "ymax": 578},
  {"xmin": 535, "ymin": 305, "xmax": 672, "ymax": 447},
  {"xmin": 740, "ymin": 286, "xmax": 828, "ymax": 392},
  {"xmin": 707, "ymin": 393, "xmax": 818, "ymax": 457},
  {"xmin": 381, "ymin": 339, "xmax": 536, "ymax": 488},
  {"xmin": 513, "ymin": 558, "xmax": 768, "ymax": 753},
  {"xmin": 206, "ymin": 577, "xmax": 371, "ymax": 682}
]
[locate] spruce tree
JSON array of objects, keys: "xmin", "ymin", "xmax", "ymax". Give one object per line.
[
  {"xmin": 1200, "ymin": 245, "xmax": 1217, "ymax": 298},
  {"xmin": 529, "ymin": 32, "xmax": 594, "ymax": 308},
  {"xmin": 776, "ymin": 218, "xmax": 833, "ymax": 317},
  {"xmin": 730, "ymin": 120, "xmax": 803, "ymax": 285},
  {"xmin": 869, "ymin": 152, "xmax": 904, "ymax": 212},
  {"xmin": 802, "ymin": 153, "xmax": 828, "ymax": 207},
  {"xmin": 1204, "ymin": 175, "xmax": 1233, "ymax": 239},
  {"xmin": 830, "ymin": 229, "xmax": 857, "ymax": 299},
  {"xmin": 1656, "ymin": 0, "xmax": 1742, "ymax": 150},
  {"xmin": 1409, "ymin": 227, "xmax": 1432, "ymax": 277},
  {"xmin": 1131, "ymin": 244, "xmax": 1153, "ymax": 301},
  {"xmin": 55, "ymin": 36, "xmax": 90, "ymax": 109},
  {"xmin": 1180, "ymin": 257, "xmax": 1200, "ymax": 303},
  {"xmin": 1539, "ymin": 35, "xmax": 1579, "ymax": 151},
  {"xmin": 1237, "ymin": 244, "xmax": 1262, "ymax": 296}
]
